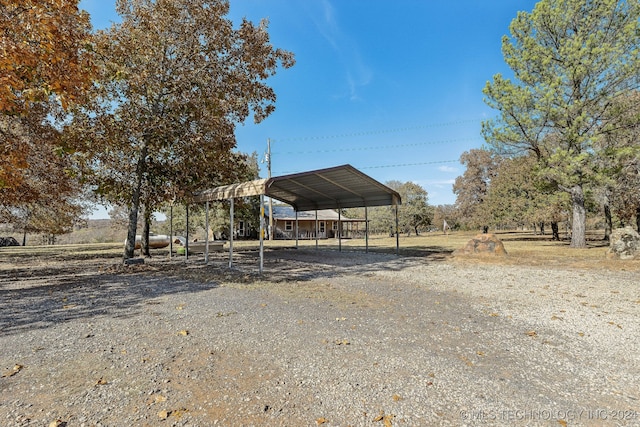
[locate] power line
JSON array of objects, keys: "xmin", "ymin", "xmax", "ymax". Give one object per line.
[
  {"xmin": 360, "ymin": 160, "xmax": 459, "ymax": 169},
  {"xmin": 273, "ymin": 137, "xmax": 482, "ymax": 156},
  {"xmin": 275, "ymin": 159, "xmax": 459, "ymax": 175},
  {"xmin": 271, "ymin": 118, "xmax": 482, "ymax": 143}
]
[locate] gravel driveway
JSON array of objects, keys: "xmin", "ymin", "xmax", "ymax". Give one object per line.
[{"xmin": 1, "ymin": 248, "xmax": 639, "ymax": 426}]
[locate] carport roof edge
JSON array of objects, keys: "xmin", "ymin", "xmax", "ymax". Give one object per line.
[{"xmin": 192, "ymin": 164, "xmax": 401, "ymax": 211}]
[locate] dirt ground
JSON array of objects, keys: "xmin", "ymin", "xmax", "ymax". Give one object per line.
[{"xmin": 1, "ymin": 244, "xmax": 639, "ymax": 426}]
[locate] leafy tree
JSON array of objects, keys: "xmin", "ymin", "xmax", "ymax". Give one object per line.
[
  {"xmin": 1, "ymin": 0, "xmax": 94, "ymax": 218},
  {"xmin": 482, "ymin": 0, "xmax": 640, "ymax": 248},
  {"xmin": 364, "ymin": 181, "xmax": 432, "ymax": 236},
  {"xmin": 360, "ymin": 205, "xmax": 394, "ymax": 235},
  {"xmin": 484, "ymin": 156, "xmax": 536, "ymax": 229},
  {"xmin": 453, "ymin": 148, "xmax": 502, "ymax": 230},
  {"xmin": 158, "ymin": 152, "xmax": 262, "ymax": 243},
  {"xmin": 485, "ymin": 154, "xmax": 569, "ymax": 238},
  {"xmin": 389, "ymin": 181, "xmax": 433, "ymax": 236},
  {"xmin": 108, "ymin": 204, "xmax": 141, "ymax": 232},
  {"xmin": 1, "ymin": 105, "xmax": 89, "ymax": 242},
  {"xmin": 68, "ymin": 0, "xmax": 294, "ymax": 259},
  {"xmin": 599, "ymin": 91, "xmax": 640, "ymax": 232},
  {"xmin": 433, "ymin": 204, "xmax": 461, "ymax": 232},
  {"xmin": 0, "ymin": 1, "xmax": 93, "ymax": 114}
]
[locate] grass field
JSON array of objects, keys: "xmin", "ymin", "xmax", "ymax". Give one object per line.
[{"xmin": 2, "ymin": 229, "xmax": 638, "ymax": 272}]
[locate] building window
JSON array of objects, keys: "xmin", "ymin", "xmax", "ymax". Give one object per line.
[
  {"xmin": 238, "ymin": 221, "xmax": 245, "ymax": 237},
  {"xmin": 319, "ymin": 221, "xmax": 325, "ymax": 233},
  {"xmin": 332, "ymin": 221, "xmax": 338, "ymax": 230},
  {"xmin": 285, "ymin": 221, "xmax": 293, "ymax": 231}
]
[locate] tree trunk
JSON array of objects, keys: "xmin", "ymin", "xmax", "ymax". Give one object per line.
[
  {"xmin": 142, "ymin": 205, "xmax": 151, "ymax": 257},
  {"xmin": 185, "ymin": 204, "xmax": 189, "ymax": 260},
  {"xmin": 569, "ymin": 184, "xmax": 587, "ymax": 248},
  {"xmin": 123, "ymin": 144, "xmax": 148, "ymax": 260},
  {"xmin": 603, "ymin": 202, "xmax": 612, "ymax": 241},
  {"xmin": 539, "ymin": 222, "xmax": 545, "ymax": 235},
  {"xmin": 551, "ymin": 222, "xmax": 560, "ymax": 241},
  {"xmin": 636, "ymin": 204, "xmax": 640, "ymax": 233}
]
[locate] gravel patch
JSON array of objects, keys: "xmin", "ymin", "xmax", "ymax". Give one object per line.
[{"xmin": 1, "ymin": 248, "xmax": 639, "ymax": 426}]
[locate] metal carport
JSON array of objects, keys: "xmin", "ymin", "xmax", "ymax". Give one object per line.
[{"xmin": 193, "ymin": 164, "xmax": 402, "ymax": 273}]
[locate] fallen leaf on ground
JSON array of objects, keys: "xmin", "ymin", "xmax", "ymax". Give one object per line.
[
  {"xmin": 526, "ymin": 330, "xmax": 537, "ymax": 337},
  {"xmin": 2, "ymin": 364, "xmax": 24, "ymax": 377},
  {"xmin": 172, "ymin": 408, "xmax": 188, "ymax": 418},
  {"xmin": 158, "ymin": 410, "xmax": 171, "ymax": 419},
  {"xmin": 392, "ymin": 394, "xmax": 402, "ymax": 401},
  {"xmin": 95, "ymin": 377, "xmax": 107, "ymax": 385},
  {"xmin": 178, "ymin": 330, "xmax": 189, "ymax": 336},
  {"xmin": 147, "ymin": 394, "xmax": 168, "ymax": 405},
  {"xmin": 458, "ymin": 356, "xmax": 474, "ymax": 366},
  {"xmin": 316, "ymin": 417, "xmax": 328, "ymax": 424}
]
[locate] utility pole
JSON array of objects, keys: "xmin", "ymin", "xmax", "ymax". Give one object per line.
[{"xmin": 267, "ymin": 138, "xmax": 274, "ymax": 240}]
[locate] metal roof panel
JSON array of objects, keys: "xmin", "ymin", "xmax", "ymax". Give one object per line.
[{"xmin": 193, "ymin": 164, "xmax": 401, "ymax": 210}]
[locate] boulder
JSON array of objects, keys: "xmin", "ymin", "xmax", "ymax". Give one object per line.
[
  {"xmin": 606, "ymin": 226, "xmax": 640, "ymax": 260},
  {"xmin": 454, "ymin": 233, "xmax": 508, "ymax": 257}
]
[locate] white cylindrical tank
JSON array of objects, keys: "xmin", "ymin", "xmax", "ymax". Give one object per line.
[{"xmin": 124, "ymin": 234, "xmax": 171, "ymax": 249}]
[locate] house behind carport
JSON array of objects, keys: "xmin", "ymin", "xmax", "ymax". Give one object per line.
[{"xmin": 267, "ymin": 204, "xmax": 365, "ymax": 240}]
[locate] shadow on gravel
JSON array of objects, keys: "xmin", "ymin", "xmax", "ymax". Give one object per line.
[
  {"xmin": 0, "ymin": 260, "xmax": 219, "ymax": 337},
  {"xmin": 0, "ymin": 245, "xmax": 447, "ymax": 336},
  {"xmin": 177, "ymin": 246, "xmax": 450, "ymax": 282}
]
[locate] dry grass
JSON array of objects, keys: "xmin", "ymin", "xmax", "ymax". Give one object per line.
[
  {"xmin": 217, "ymin": 230, "xmax": 640, "ymax": 272},
  {"xmin": 1, "ymin": 230, "xmax": 638, "ymax": 272}
]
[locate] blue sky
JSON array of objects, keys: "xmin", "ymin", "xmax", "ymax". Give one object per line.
[{"xmin": 79, "ymin": 0, "xmax": 538, "ymax": 218}]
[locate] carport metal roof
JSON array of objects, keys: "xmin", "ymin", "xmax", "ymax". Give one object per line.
[
  {"xmin": 193, "ymin": 164, "xmax": 401, "ymax": 210},
  {"xmin": 192, "ymin": 164, "xmax": 401, "ymax": 273}
]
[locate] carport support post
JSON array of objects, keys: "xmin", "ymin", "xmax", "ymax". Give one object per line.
[
  {"xmin": 315, "ymin": 210, "xmax": 319, "ymax": 251},
  {"xmin": 186, "ymin": 204, "xmax": 189, "ymax": 260},
  {"xmin": 259, "ymin": 194, "xmax": 264, "ymax": 274},
  {"xmin": 229, "ymin": 198, "xmax": 234, "ymax": 268},
  {"xmin": 169, "ymin": 204, "xmax": 173, "ymax": 259},
  {"xmin": 365, "ymin": 206, "xmax": 369, "ymax": 253},
  {"xmin": 395, "ymin": 203, "xmax": 399, "ymax": 256},
  {"xmin": 205, "ymin": 201, "xmax": 210, "ymax": 264},
  {"xmin": 338, "ymin": 209, "xmax": 342, "ymax": 252}
]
